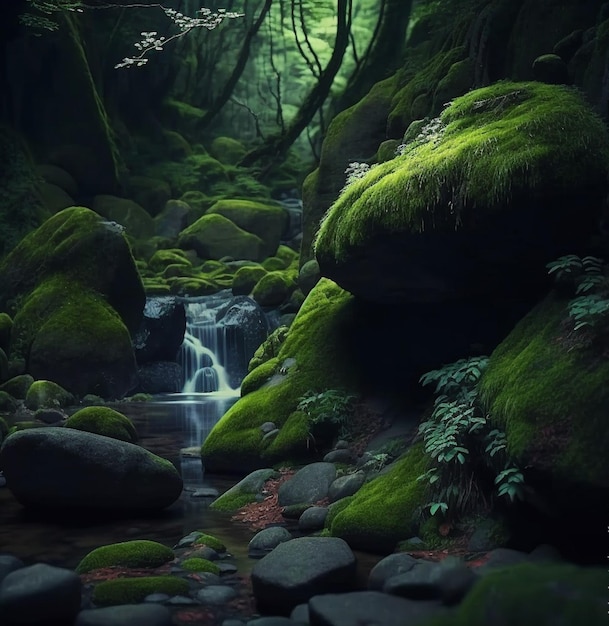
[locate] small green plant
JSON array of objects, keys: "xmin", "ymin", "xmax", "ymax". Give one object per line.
[
  {"xmin": 417, "ymin": 356, "xmax": 525, "ymax": 520},
  {"xmin": 296, "ymin": 389, "xmax": 356, "ymax": 438},
  {"xmin": 546, "ymin": 254, "xmax": 609, "ymax": 332}
]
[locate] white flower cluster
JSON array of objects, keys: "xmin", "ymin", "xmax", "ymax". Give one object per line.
[
  {"xmin": 340, "ymin": 161, "xmax": 376, "ymax": 195},
  {"xmin": 115, "ymin": 5, "xmax": 243, "ymax": 69}
]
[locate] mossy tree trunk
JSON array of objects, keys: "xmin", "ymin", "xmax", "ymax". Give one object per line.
[
  {"xmin": 239, "ymin": 0, "xmax": 353, "ymax": 174},
  {"xmin": 335, "ymin": 0, "xmax": 413, "ymax": 113}
]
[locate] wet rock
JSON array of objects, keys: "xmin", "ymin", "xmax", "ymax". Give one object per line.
[
  {"xmin": 477, "ymin": 548, "xmax": 531, "ymax": 575},
  {"xmin": 262, "ymin": 429, "xmax": 280, "ymax": 442},
  {"xmin": 0, "ymin": 428, "xmax": 183, "ymax": 512},
  {"xmin": 368, "ymin": 553, "xmax": 418, "ymax": 590},
  {"xmin": 190, "ymin": 546, "xmax": 220, "ymax": 561},
  {"xmin": 75, "ymin": 604, "xmax": 173, "ymax": 626},
  {"xmin": 133, "ymin": 297, "xmax": 186, "ymax": 364},
  {"xmin": 323, "ymin": 449, "xmax": 354, "ymax": 464},
  {"xmin": 277, "ymin": 463, "xmax": 336, "ymax": 506},
  {"xmin": 191, "ymin": 487, "xmax": 220, "ymax": 498},
  {"xmin": 251, "ymin": 537, "xmax": 356, "ymax": 615},
  {"xmin": 216, "ymin": 562, "xmax": 238, "ymax": 574},
  {"xmin": 289, "ymin": 604, "xmax": 309, "ymax": 623},
  {"xmin": 196, "ymin": 585, "xmax": 238, "ymax": 604},
  {"xmin": 0, "ymin": 563, "xmax": 81, "ymax": 624},
  {"xmin": 308, "ymin": 591, "xmax": 447, "ymax": 626},
  {"xmin": 328, "ymin": 471, "xmax": 365, "ymax": 502},
  {"xmin": 135, "ymin": 361, "xmax": 184, "ymax": 394},
  {"xmin": 249, "ymin": 527, "xmax": 293, "ymax": 558},
  {"xmin": 298, "ymin": 506, "xmax": 328, "ymax": 531},
  {"xmin": 0, "ymin": 555, "xmax": 24, "ymax": 585},
  {"xmin": 260, "ymin": 422, "xmax": 277, "ymax": 434},
  {"xmin": 34, "ymin": 408, "xmax": 67, "ymax": 424}
]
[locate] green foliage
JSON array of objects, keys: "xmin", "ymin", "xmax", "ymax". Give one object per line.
[
  {"xmin": 296, "ymin": 388, "xmax": 356, "ymax": 437},
  {"xmin": 417, "ymin": 356, "xmax": 525, "ymax": 519},
  {"xmin": 547, "ymin": 255, "xmax": 609, "ymax": 331},
  {"xmin": 19, "ymin": 0, "xmax": 83, "ymax": 33},
  {"xmin": 193, "ymin": 533, "xmax": 225, "ymax": 552}
]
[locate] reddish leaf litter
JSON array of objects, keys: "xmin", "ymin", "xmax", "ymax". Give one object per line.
[{"xmin": 231, "ymin": 467, "xmax": 295, "ymax": 530}]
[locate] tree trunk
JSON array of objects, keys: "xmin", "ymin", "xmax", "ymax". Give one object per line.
[{"xmin": 239, "ymin": 0, "xmax": 352, "ymax": 173}]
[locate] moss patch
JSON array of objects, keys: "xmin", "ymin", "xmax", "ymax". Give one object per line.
[
  {"xmin": 193, "ymin": 533, "xmax": 226, "ymax": 552},
  {"xmin": 315, "ymin": 81, "xmax": 609, "ymax": 262},
  {"xmin": 327, "ymin": 444, "xmax": 428, "ymax": 552},
  {"xmin": 76, "ymin": 540, "xmax": 174, "ymax": 574},
  {"xmin": 479, "ymin": 294, "xmax": 609, "ymax": 488},
  {"xmin": 24, "ymin": 380, "xmax": 74, "ymax": 410},
  {"xmin": 202, "ymin": 279, "xmax": 358, "ymax": 473},
  {"xmin": 180, "ymin": 558, "xmax": 220, "ymax": 574},
  {"xmin": 65, "ymin": 406, "xmax": 138, "ymax": 443}
]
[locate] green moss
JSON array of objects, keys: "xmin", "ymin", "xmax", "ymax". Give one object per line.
[
  {"xmin": 76, "ymin": 540, "xmax": 174, "ymax": 574},
  {"xmin": 0, "ymin": 374, "xmax": 34, "ymax": 399},
  {"xmin": 168, "ymin": 276, "xmax": 219, "ymax": 296},
  {"xmin": 324, "ymin": 496, "xmax": 355, "ymax": 529},
  {"xmin": 193, "ymin": 533, "xmax": 226, "ymax": 552},
  {"xmin": 181, "ymin": 558, "xmax": 220, "ymax": 573},
  {"xmin": 92, "ymin": 576, "xmax": 188, "ymax": 607},
  {"xmin": 209, "ymin": 136, "xmax": 247, "ymax": 165},
  {"xmin": 209, "ymin": 491, "xmax": 258, "ymax": 512},
  {"xmin": 148, "ymin": 249, "xmax": 192, "ymax": 273},
  {"xmin": 126, "ymin": 393, "xmax": 152, "ymax": 402},
  {"xmin": 479, "ymin": 295, "xmax": 609, "ymax": 487},
  {"xmin": 315, "ymin": 81, "xmax": 609, "ymax": 262},
  {"xmin": 262, "ymin": 257, "xmax": 287, "ymax": 271},
  {"xmin": 241, "ymin": 356, "xmax": 280, "ymax": 396},
  {"xmin": 24, "ymin": 380, "xmax": 74, "ymax": 410},
  {"xmin": 327, "ymin": 444, "xmax": 428, "ymax": 552},
  {"xmin": 263, "ymin": 410, "xmax": 310, "ymax": 460},
  {"xmin": 232, "ymin": 266, "xmax": 267, "ymax": 296},
  {"xmin": 0, "ymin": 313, "xmax": 12, "ymax": 353},
  {"xmin": 65, "ymin": 406, "xmax": 138, "ymax": 443},
  {"xmin": 202, "ymin": 279, "xmax": 357, "ymax": 472},
  {"xmin": 424, "ymin": 563, "xmax": 605, "ymax": 626},
  {"xmin": 252, "ymin": 271, "xmax": 293, "ymax": 307}
]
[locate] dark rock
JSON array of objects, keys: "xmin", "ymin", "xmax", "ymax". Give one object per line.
[
  {"xmin": 289, "ymin": 604, "xmax": 309, "ymax": 624},
  {"xmin": 75, "ymin": 604, "xmax": 173, "ymax": 626},
  {"xmin": 368, "ymin": 553, "xmax": 419, "ymax": 590},
  {"xmin": 216, "ymin": 562, "xmax": 238, "ymax": 574},
  {"xmin": 166, "ymin": 595, "xmax": 200, "ymax": 605},
  {"xmin": 34, "ymin": 408, "xmax": 67, "ymax": 424},
  {"xmin": 249, "ymin": 527, "xmax": 293, "ymax": 558},
  {"xmin": 277, "ymin": 463, "xmax": 337, "ymax": 506},
  {"xmin": 262, "ymin": 429, "xmax": 280, "ymax": 443},
  {"xmin": 196, "ymin": 585, "xmax": 238, "ymax": 604},
  {"xmin": 247, "ymin": 618, "xmax": 301, "ymax": 626},
  {"xmin": 298, "ymin": 506, "xmax": 328, "ymax": 531},
  {"xmin": 298, "ymin": 260, "xmax": 320, "ymax": 296},
  {"xmin": 189, "ymin": 546, "xmax": 220, "ymax": 561},
  {"xmin": 529, "ymin": 544, "xmax": 564, "ymax": 563},
  {"xmin": 191, "ymin": 487, "xmax": 220, "ymax": 498},
  {"xmin": 467, "ymin": 518, "xmax": 509, "ymax": 552},
  {"xmin": 133, "ymin": 297, "xmax": 186, "ymax": 364},
  {"xmin": 281, "ymin": 504, "xmax": 311, "ymax": 520},
  {"xmin": 532, "ymin": 54, "xmax": 570, "ymax": 84},
  {"xmin": 143, "ymin": 593, "xmax": 171, "ymax": 603},
  {"xmin": 383, "ymin": 558, "xmax": 478, "ymax": 605},
  {"xmin": 251, "ymin": 537, "xmax": 357, "ymax": 615},
  {"xmin": 0, "ymin": 428, "xmax": 182, "ymax": 512},
  {"xmin": 0, "ymin": 563, "xmax": 81, "ymax": 624},
  {"xmin": 135, "ymin": 361, "xmax": 184, "ymax": 394},
  {"xmin": 476, "ymin": 548, "xmax": 531, "ymax": 575},
  {"xmin": 328, "ymin": 471, "xmax": 365, "ymax": 502},
  {"xmin": 260, "ymin": 422, "xmax": 277, "ymax": 434},
  {"xmin": 194, "ymin": 572, "xmax": 222, "ymax": 586},
  {"xmin": 0, "ymin": 555, "xmax": 24, "ymax": 585},
  {"xmin": 308, "ymin": 591, "xmax": 447, "ymax": 626},
  {"xmin": 334, "ymin": 440, "xmax": 349, "ymax": 450},
  {"xmin": 323, "ymin": 449, "xmax": 354, "ymax": 464}
]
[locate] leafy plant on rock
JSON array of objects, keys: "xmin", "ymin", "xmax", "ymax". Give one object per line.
[
  {"xmin": 546, "ymin": 255, "xmax": 609, "ymax": 332},
  {"xmin": 296, "ymin": 388, "xmax": 356, "ymax": 440},
  {"xmin": 417, "ymin": 356, "xmax": 525, "ymax": 520}
]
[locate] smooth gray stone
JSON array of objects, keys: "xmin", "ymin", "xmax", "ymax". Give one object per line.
[
  {"xmin": 290, "ymin": 603, "xmax": 309, "ymax": 623},
  {"xmin": 477, "ymin": 548, "xmax": 531, "ymax": 575},
  {"xmin": 196, "ymin": 585, "xmax": 238, "ymax": 604},
  {"xmin": 76, "ymin": 604, "xmax": 173, "ymax": 625},
  {"xmin": 277, "ymin": 463, "xmax": 336, "ymax": 506},
  {"xmin": 323, "ymin": 449, "xmax": 354, "ymax": 464},
  {"xmin": 166, "ymin": 595, "xmax": 200, "ymax": 605},
  {"xmin": 189, "ymin": 546, "xmax": 220, "ymax": 561},
  {"xmin": 249, "ymin": 527, "xmax": 292, "ymax": 557},
  {"xmin": 217, "ymin": 562, "xmax": 238, "ymax": 574},
  {"xmin": 298, "ymin": 506, "xmax": 328, "ymax": 531},
  {"xmin": 260, "ymin": 422, "xmax": 277, "ymax": 434},
  {"xmin": 328, "ymin": 471, "xmax": 365, "ymax": 502},
  {"xmin": 0, "ymin": 563, "xmax": 81, "ymax": 624},
  {"xmin": 0, "ymin": 555, "xmax": 24, "ymax": 585},
  {"xmin": 368, "ymin": 553, "xmax": 418, "ymax": 590},
  {"xmin": 192, "ymin": 487, "xmax": 220, "ymax": 498},
  {"xmin": 143, "ymin": 593, "xmax": 171, "ymax": 603},
  {"xmin": 308, "ymin": 591, "xmax": 448, "ymax": 626},
  {"xmin": 247, "ymin": 617, "xmax": 302, "ymax": 625}
]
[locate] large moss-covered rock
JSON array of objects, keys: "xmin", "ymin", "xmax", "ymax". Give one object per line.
[
  {"xmin": 425, "ymin": 562, "xmax": 605, "ymax": 626},
  {"xmin": 24, "ymin": 380, "xmax": 74, "ymax": 410},
  {"xmin": 0, "ymin": 207, "xmax": 144, "ymax": 398},
  {"xmin": 65, "ymin": 406, "xmax": 138, "ymax": 443},
  {"xmin": 92, "ymin": 195, "xmax": 155, "ymax": 239},
  {"xmin": 76, "ymin": 540, "xmax": 174, "ymax": 574},
  {"xmin": 208, "ymin": 136, "xmax": 247, "ymax": 165},
  {"xmin": 325, "ymin": 444, "xmax": 427, "ymax": 553},
  {"xmin": 0, "ymin": 428, "xmax": 182, "ymax": 512},
  {"xmin": 178, "ymin": 213, "xmax": 265, "ymax": 261},
  {"xmin": 315, "ymin": 81, "xmax": 609, "ymax": 303},
  {"xmin": 206, "ymin": 199, "xmax": 288, "ymax": 258},
  {"xmin": 479, "ymin": 294, "xmax": 609, "ymax": 549},
  {"xmin": 202, "ymin": 279, "xmax": 359, "ymax": 473}
]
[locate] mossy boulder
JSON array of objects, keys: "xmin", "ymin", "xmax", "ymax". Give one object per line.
[
  {"xmin": 92, "ymin": 195, "xmax": 155, "ymax": 239},
  {"xmin": 0, "ymin": 208, "xmax": 144, "ymax": 398},
  {"xmin": 149, "ymin": 249, "xmax": 192, "ymax": 273},
  {"xmin": 210, "ymin": 468, "xmax": 278, "ymax": 511},
  {"xmin": 324, "ymin": 444, "xmax": 427, "ymax": 553},
  {"xmin": 0, "ymin": 313, "xmax": 12, "ymax": 353},
  {"xmin": 76, "ymin": 540, "xmax": 174, "ymax": 574},
  {"xmin": 92, "ymin": 576, "xmax": 189, "ymax": 607},
  {"xmin": 206, "ymin": 199, "xmax": 288, "ymax": 258},
  {"xmin": 202, "ymin": 279, "xmax": 359, "ymax": 473},
  {"xmin": 315, "ymin": 82, "xmax": 609, "ymax": 303},
  {"xmin": 128, "ymin": 176, "xmax": 172, "ymax": 217},
  {"xmin": 0, "ymin": 348, "xmax": 8, "ymax": 384},
  {"xmin": 209, "ymin": 136, "xmax": 247, "ymax": 165},
  {"xmin": 424, "ymin": 562, "xmax": 605, "ymax": 626},
  {"xmin": 0, "ymin": 374, "xmax": 34, "ymax": 400},
  {"xmin": 178, "ymin": 213, "xmax": 265, "ymax": 262},
  {"xmin": 154, "ymin": 200, "xmax": 192, "ymax": 239},
  {"xmin": 65, "ymin": 406, "xmax": 138, "ymax": 443},
  {"xmin": 478, "ymin": 294, "xmax": 609, "ymax": 544},
  {"xmin": 193, "ymin": 533, "xmax": 226, "ymax": 552},
  {"xmin": 24, "ymin": 380, "xmax": 74, "ymax": 410},
  {"xmin": 252, "ymin": 271, "xmax": 293, "ymax": 307},
  {"xmin": 248, "ymin": 326, "xmax": 289, "ymax": 372},
  {"xmin": 232, "ymin": 266, "xmax": 267, "ymax": 296},
  {"xmin": 38, "ymin": 182, "xmax": 74, "ymax": 214},
  {"xmin": 36, "ymin": 164, "xmax": 78, "ymax": 197}
]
